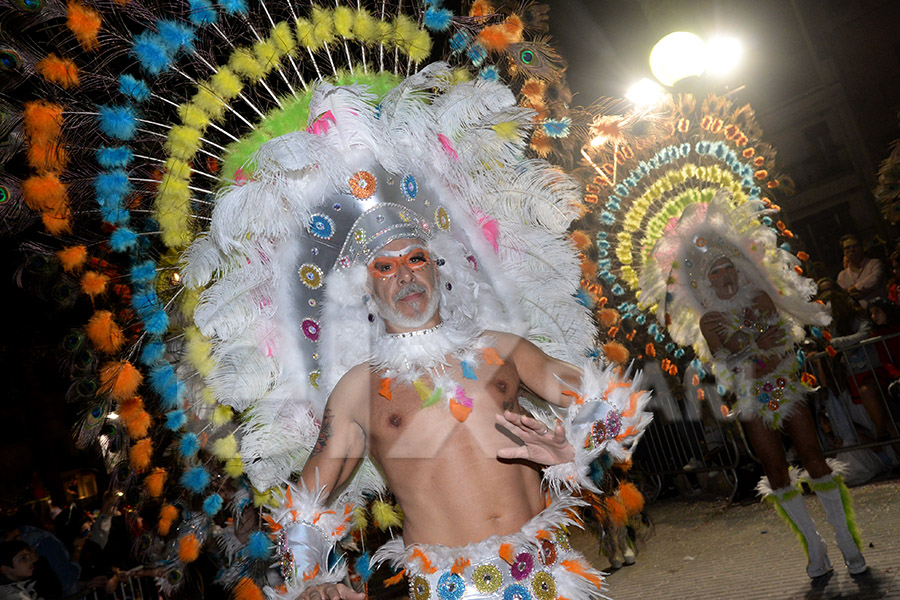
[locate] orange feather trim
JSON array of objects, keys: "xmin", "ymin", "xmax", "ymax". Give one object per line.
[
  {"xmin": 302, "ymin": 564, "xmax": 320, "ymax": 581},
  {"xmin": 644, "ymin": 343, "xmax": 656, "ymax": 358},
  {"xmin": 483, "ymin": 347, "xmax": 504, "ymax": 365},
  {"xmin": 383, "ymin": 569, "xmax": 406, "ymax": 586},
  {"xmin": 144, "ymin": 468, "xmax": 166, "ymax": 497},
  {"xmin": 617, "ymin": 481, "xmax": 644, "ymax": 516},
  {"xmin": 233, "ymin": 578, "xmax": 265, "ymax": 600},
  {"xmin": 468, "ymin": 0, "xmax": 492, "ymax": 17},
  {"xmin": 580, "ymin": 260, "xmax": 597, "ymax": 279},
  {"xmin": 411, "ymin": 548, "xmax": 436, "ymax": 574},
  {"xmin": 36, "ymin": 54, "xmax": 80, "ymax": 88},
  {"xmin": 529, "ymin": 130, "xmax": 552, "ymax": 157},
  {"xmin": 129, "ymin": 437, "xmax": 153, "ymax": 471},
  {"xmin": 498, "ymin": 542, "xmax": 515, "ymax": 565},
  {"xmin": 23, "ymin": 101, "xmax": 64, "ymax": 144},
  {"xmin": 450, "ymin": 557, "xmax": 470, "ymax": 575},
  {"xmin": 520, "ymin": 79, "xmax": 547, "ymax": 103},
  {"xmin": 569, "ymin": 230, "xmax": 591, "ymax": 251},
  {"xmin": 561, "ymin": 559, "xmax": 603, "ymax": 590},
  {"xmin": 81, "ymin": 270, "xmax": 110, "ymax": 299},
  {"xmin": 449, "ymin": 398, "xmax": 472, "ymax": 422},
  {"xmin": 99, "ymin": 360, "xmax": 143, "ymax": 400},
  {"xmin": 23, "ymin": 173, "xmax": 68, "ymax": 213},
  {"xmin": 27, "ymin": 140, "xmax": 69, "ymax": 172},
  {"xmin": 602, "ymin": 341, "xmax": 629, "ymax": 366},
  {"xmin": 178, "ymin": 533, "xmax": 201, "ymax": 562},
  {"xmin": 41, "ymin": 210, "xmax": 71, "ymax": 235},
  {"xmin": 158, "ymin": 503, "xmax": 179, "ymax": 535},
  {"xmin": 477, "ymin": 16, "xmax": 523, "ymax": 51},
  {"xmin": 118, "ymin": 397, "xmax": 152, "ymax": 438},
  {"xmin": 57, "ymin": 245, "xmax": 87, "ymax": 272},
  {"xmin": 597, "ymin": 308, "xmax": 619, "ymax": 328},
  {"xmin": 603, "ymin": 496, "xmax": 628, "ymax": 526},
  {"xmin": 67, "ymin": 1, "xmax": 102, "ymax": 51},
  {"xmin": 86, "ymin": 310, "xmax": 125, "ymax": 354},
  {"xmin": 378, "ymin": 378, "xmax": 392, "ymax": 401}
]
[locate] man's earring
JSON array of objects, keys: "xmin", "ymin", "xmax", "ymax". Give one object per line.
[{"xmin": 435, "ymin": 258, "xmax": 445, "ymax": 267}]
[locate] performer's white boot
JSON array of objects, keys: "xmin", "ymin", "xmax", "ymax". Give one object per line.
[
  {"xmin": 809, "ymin": 474, "xmax": 867, "ymax": 575},
  {"xmin": 770, "ymin": 486, "xmax": 832, "ymax": 578}
]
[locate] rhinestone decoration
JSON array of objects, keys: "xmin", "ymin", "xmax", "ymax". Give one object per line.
[
  {"xmin": 555, "ymin": 529, "xmax": 571, "ymax": 551},
  {"xmin": 605, "ymin": 411, "xmax": 622, "ymax": 438},
  {"xmin": 437, "ymin": 572, "xmax": 465, "ymax": 600},
  {"xmin": 530, "ymin": 572, "xmax": 556, "ymax": 600},
  {"xmin": 376, "ymin": 214, "xmax": 385, "ymax": 223},
  {"xmin": 411, "ymin": 575, "xmax": 431, "ymax": 600},
  {"xmin": 762, "ymin": 382, "xmax": 774, "ymax": 392},
  {"xmin": 309, "ymin": 371, "xmax": 320, "ymax": 389},
  {"xmin": 301, "ymin": 318, "xmax": 320, "ymax": 342},
  {"xmin": 772, "ymin": 389, "xmax": 783, "ymax": 400},
  {"xmin": 401, "ymin": 174, "xmax": 418, "ymax": 200},
  {"xmin": 279, "ymin": 548, "xmax": 295, "ymax": 585},
  {"xmin": 308, "ymin": 214, "xmax": 335, "ymax": 239},
  {"xmin": 758, "ymin": 392, "xmax": 770, "ymax": 404},
  {"xmin": 537, "ymin": 539, "xmax": 556, "ymax": 566},
  {"xmin": 435, "ymin": 207, "xmax": 451, "ymax": 230},
  {"xmin": 308, "ymin": 299, "xmax": 317, "ymax": 307},
  {"xmin": 776, "ymin": 377, "xmax": 787, "ymax": 388},
  {"xmin": 299, "ymin": 264, "xmax": 324, "ymax": 289},
  {"xmin": 473, "ymin": 564, "xmax": 502, "ymax": 594},
  {"xmin": 768, "ymin": 399, "xmax": 780, "ymax": 411},
  {"xmin": 333, "ymin": 203, "xmax": 341, "ymax": 211},
  {"xmin": 354, "ymin": 228, "xmax": 366, "ymax": 244},
  {"xmin": 589, "ymin": 421, "xmax": 607, "ymax": 449},
  {"xmin": 695, "ymin": 236, "xmax": 706, "ymax": 248},
  {"xmin": 349, "ymin": 170, "xmax": 376, "ymax": 199},
  {"xmin": 339, "ymin": 256, "xmax": 352, "ymax": 268},
  {"xmin": 510, "ymin": 552, "xmax": 533, "ymax": 580},
  {"xmin": 502, "ymin": 583, "xmax": 531, "ymax": 600}
]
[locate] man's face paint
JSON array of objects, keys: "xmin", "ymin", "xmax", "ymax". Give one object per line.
[
  {"xmin": 368, "ymin": 239, "xmax": 441, "ymax": 332},
  {"xmin": 368, "ymin": 247, "xmax": 432, "ymax": 279},
  {"xmin": 707, "ymin": 256, "xmax": 738, "ymax": 300}
]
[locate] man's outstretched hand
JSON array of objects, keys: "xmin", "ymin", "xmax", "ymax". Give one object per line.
[
  {"xmin": 295, "ymin": 583, "xmax": 365, "ymax": 600},
  {"xmin": 495, "ymin": 410, "xmax": 574, "ymax": 465}
]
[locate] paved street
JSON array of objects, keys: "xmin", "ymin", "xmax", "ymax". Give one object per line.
[{"xmin": 571, "ymin": 479, "xmax": 900, "ymax": 599}]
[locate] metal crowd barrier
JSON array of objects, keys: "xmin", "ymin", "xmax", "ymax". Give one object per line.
[
  {"xmin": 77, "ymin": 576, "xmax": 162, "ymax": 600},
  {"xmin": 631, "ymin": 334, "xmax": 900, "ymax": 503}
]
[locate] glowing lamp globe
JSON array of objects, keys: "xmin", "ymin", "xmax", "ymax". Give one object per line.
[{"xmin": 650, "ymin": 32, "xmax": 706, "ymax": 87}]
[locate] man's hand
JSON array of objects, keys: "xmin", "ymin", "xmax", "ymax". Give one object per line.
[
  {"xmin": 495, "ymin": 410, "xmax": 575, "ymax": 465},
  {"xmin": 700, "ymin": 311, "xmax": 729, "ymax": 340},
  {"xmin": 755, "ymin": 325, "xmax": 785, "ymax": 350},
  {"xmin": 295, "ymin": 583, "xmax": 364, "ymax": 600}
]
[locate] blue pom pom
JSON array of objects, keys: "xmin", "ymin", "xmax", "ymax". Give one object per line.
[
  {"xmin": 97, "ymin": 146, "xmax": 134, "ymax": 169},
  {"xmin": 810, "ymin": 326, "xmax": 822, "ymax": 338},
  {"xmin": 246, "ymin": 531, "xmax": 271, "ymax": 560},
  {"xmin": 574, "ymin": 287, "xmax": 593, "ymax": 308},
  {"xmin": 130, "ymin": 261, "xmax": 157, "ymax": 285},
  {"xmin": 166, "ymin": 409, "xmax": 187, "ymax": 431},
  {"xmin": 98, "ymin": 105, "xmax": 138, "ymax": 140},
  {"xmin": 118, "ymin": 74, "xmax": 150, "ymax": 102},
  {"xmin": 202, "ymin": 493, "xmax": 224, "ymax": 516},
  {"xmin": 181, "ymin": 466, "xmax": 211, "ymax": 493},
  {"xmin": 179, "ymin": 432, "xmax": 200, "ymax": 457},
  {"xmin": 674, "ymin": 348, "xmax": 685, "ymax": 359},
  {"xmin": 611, "ymin": 284, "xmax": 624, "ymax": 295},
  {"xmin": 131, "ymin": 32, "xmax": 174, "ymax": 76},
  {"xmin": 424, "ymin": 6, "xmax": 452, "ymax": 31},
  {"xmin": 478, "ymin": 65, "xmax": 499, "ymax": 81},
  {"xmin": 542, "ymin": 118, "xmax": 572, "ymax": 139},
  {"xmin": 142, "ymin": 307, "xmax": 170, "ymax": 336},
  {"xmin": 717, "ymin": 384, "xmax": 727, "ymax": 396},
  {"xmin": 216, "ymin": 0, "xmax": 247, "ymax": 14},
  {"xmin": 449, "ymin": 30, "xmax": 470, "ymax": 53},
  {"xmin": 94, "ymin": 170, "xmax": 132, "ymax": 206},
  {"xmin": 110, "ymin": 226, "xmax": 138, "ymax": 251},
  {"xmin": 150, "ymin": 363, "xmax": 183, "ymax": 410},
  {"xmin": 157, "ymin": 20, "xmax": 197, "ymax": 53},
  {"xmin": 187, "ymin": 0, "xmax": 217, "ymax": 25},
  {"xmin": 466, "ymin": 42, "xmax": 487, "ymax": 67},
  {"xmin": 132, "ymin": 289, "xmax": 158, "ymax": 317},
  {"xmin": 100, "ymin": 204, "xmax": 130, "ymax": 226},
  {"xmin": 140, "ymin": 339, "xmax": 166, "ymax": 366},
  {"xmin": 355, "ymin": 552, "xmax": 373, "ymax": 583}
]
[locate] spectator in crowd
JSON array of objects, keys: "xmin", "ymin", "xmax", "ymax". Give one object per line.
[
  {"xmin": 836, "ymin": 234, "xmax": 886, "ymax": 308},
  {"xmin": 0, "ymin": 540, "xmax": 41, "ymax": 600},
  {"xmin": 885, "ymin": 249, "xmax": 900, "ymax": 305}
]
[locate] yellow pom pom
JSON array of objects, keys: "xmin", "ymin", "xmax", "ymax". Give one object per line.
[
  {"xmin": 333, "ymin": 6, "xmax": 354, "ymax": 38},
  {"xmin": 209, "ymin": 67, "xmax": 243, "ymax": 101},
  {"xmin": 177, "ymin": 103, "xmax": 210, "ymax": 129},
  {"xmin": 311, "ymin": 7, "xmax": 335, "ymax": 46},
  {"xmin": 185, "ymin": 326, "xmax": 214, "ymax": 376},
  {"xmin": 191, "ymin": 87, "xmax": 227, "ymax": 120},
  {"xmin": 201, "ymin": 387, "xmax": 216, "ymax": 405},
  {"xmin": 270, "ymin": 21, "xmax": 297, "ymax": 56},
  {"xmin": 492, "ymin": 121, "xmax": 519, "ymax": 141},
  {"xmin": 352, "ymin": 506, "xmax": 368, "ymax": 531},
  {"xmin": 253, "ymin": 488, "xmax": 275, "ymax": 507},
  {"xmin": 353, "ymin": 9, "xmax": 378, "ymax": 44},
  {"xmin": 164, "ymin": 158, "xmax": 192, "ymax": 181},
  {"xmin": 229, "ymin": 47, "xmax": 266, "ymax": 81},
  {"xmin": 212, "ymin": 434, "xmax": 238, "ymax": 460},
  {"xmin": 224, "ymin": 456, "xmax": 244, "ymax": 478},
  {"xmin": 451, "ymin": 68, "xmax": 472, "ymax": 83},
  {"xmin": 391, "ymin": 15, "xmax": 419, "ymax": 49},
  {"xmin": 295, "ymin": 18, "xmax": 315, "ymax": 48},
  {"xmin": 156, "ymin": 175, "xmax": 191, "ymax": 220},
  {"xmin": 212, "ymin": 404, "xmax": 233, "ymax": 426},
  {"xmin": 372, "ymin": 499, "xmax": 403, "ymax": 531},
  {"xmin": 165, "ymin": 126, "xmax": 202, "ymax": 160},
  {"xmin": 253, "ymin": 39, "xmax": 280, "ymax": 71},
  {"xmin": 407, "ymin": 30, "xmax": 432, "ymax": 63},
  {"xmin": 375, "ymin": 20, "xmax": 392, "ymax": 44},
  {"xmin": 179, "ymin": 287, "xmax": 201, "ymax": 319}
]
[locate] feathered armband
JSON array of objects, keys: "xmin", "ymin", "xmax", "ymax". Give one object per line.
[{"xmin": 543, "ymin": 362, "xmax": 652, "ymax": 494}]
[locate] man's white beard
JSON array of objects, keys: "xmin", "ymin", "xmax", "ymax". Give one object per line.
[{"xmin": 373, "ymin": 281, "xmax": 441, "ymax": 330}]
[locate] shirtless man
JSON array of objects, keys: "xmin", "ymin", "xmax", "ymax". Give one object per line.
[{"xmin": 281, "ymin": 237, "xmax": 629, "ymax": 600}]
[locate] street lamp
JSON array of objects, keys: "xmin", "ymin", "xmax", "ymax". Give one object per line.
[{"xmin": 649, "ymin": 31, "xmax": 707, "ymax": 87}]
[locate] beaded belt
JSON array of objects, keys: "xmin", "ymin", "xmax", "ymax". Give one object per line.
[{"xmin": 407, "ymin": 530, "xmax": 570, "ymax": 600}]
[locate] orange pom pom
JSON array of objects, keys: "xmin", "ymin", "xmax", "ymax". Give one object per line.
[
  {"xmin": 81, "ymin": 270, "xmax": 109, "ymax": 299},
  {"xmin": 27, "ymin": 140, "xmax": 69, "ymax": 172},
  {"xmin": 158, "ymin": 504, "xmax": 179, "ymax": 535},
  {"xmin": 617, "ymin": 482, "xmax": 644, "ymax": 516},
  {"xmin": 67, "ymin": 1, "xmax": 102, "ymax": 51},
  {"xmin": 644, "ymin": 343, "xmax": 656, "ymax": 358},
  {"xmin": 99, "ymin": 360, "xmax": 143, "ymax": 400},
  {"xmin": 129, "ymin": 437, "xmax": 153, "ymax": 471},
  {"xmin": 86, "ymin": 310, "xmax": 125, "ymax": 354},
  {"xmin": 477, "ymin": 15, "xmax": 523, "ymax": 51},
  {"xmin": 529, "ymin": 130, "xmax": 552, "ymax": 157},
  {"xmin": 469, "ymin": 0, "xmax": 492, "ymax": 17},
  {"xmin": 42, "ymin": 210, "xmax": 72, "ymax": 235},
  {"xmin": 118, "ymin": 396, "xmax": 152, "ymax": 439},
  {"xmin": 57, "ymin": 245, "xmax": 87, "ymax": 272},
  {"xmin": 23, "ymin": 101, "xmax": 64, "ymax": 145},
  {"xmin": 178, "ymin": 533, "xmax": 201, "ymax": 563},
  {"xmin": 603, "ymin": 341, "xmax": 629, "ymax": 365},
  {"xmin": 825, "ymin": 345, "xmax": 837, "ymax": 357},
  {"xmin": 521, "ymin": 79, "xmax": 546, "ymax": 103},
  {"xmin": 793, "ymin": 265, "xmax": 804, "ymax": 275},
  {"xmin": 570, "ymin": 230, "xmax": 591, "ymax": 251},
  {"xmin": 144, "ymin": 468, "xmax": 166, "ymax": 497},
  {"xmin": 580, "ymin": 260, "xmax": 597, "ymax": 279},
  {"xmin": 233, "ymin": 578, "xmax": 265, "ymax": 600},
  {"xmin": 23, "ymin": 173, "xmax": 68, "ymax": 213},
  {"xmin": 797, "ymin": 251, "xmax": 809, "ymax": 261},
  {"xmin": 36, "ymin": 54, "xmax": 80, "ymax": 88},
  {"xmin": 603, "ymin": 496, "xmax": 628, "ymax": 526},
  {"xmin": 597, "ymin": 308, "xmax": 619, "ymax": 328}
]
